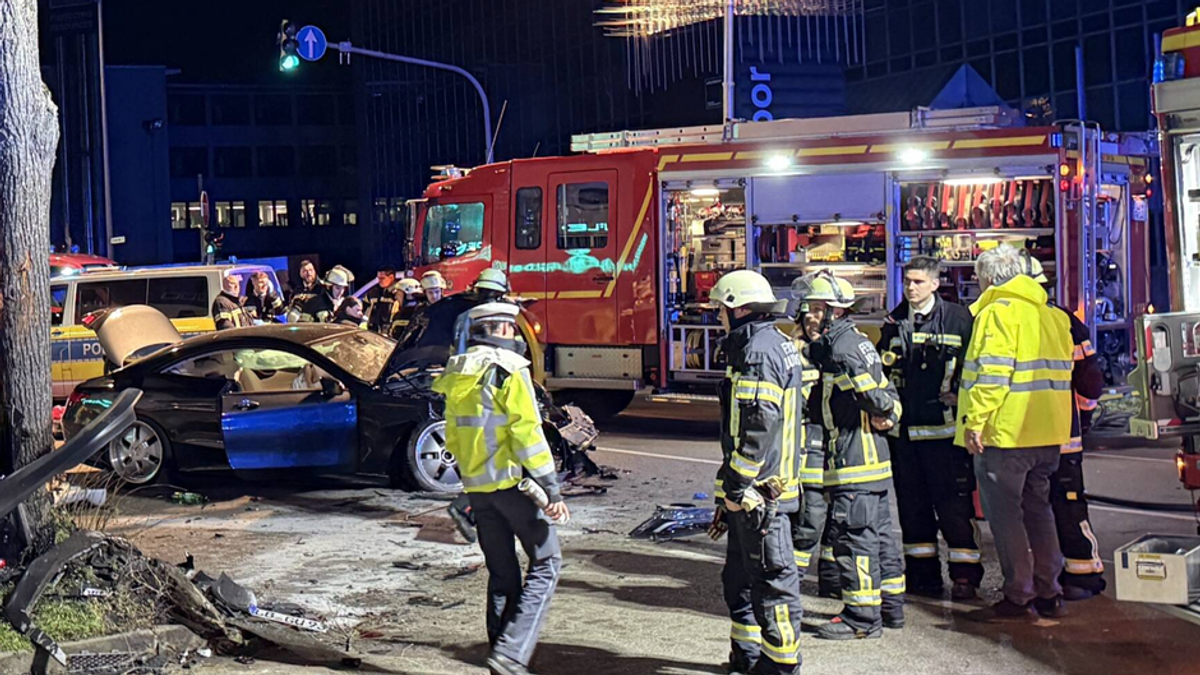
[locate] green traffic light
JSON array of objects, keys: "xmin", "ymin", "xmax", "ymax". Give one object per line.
[{"xmin": 281, "ymin": 54, "xmax": 300, "ymax": 70}]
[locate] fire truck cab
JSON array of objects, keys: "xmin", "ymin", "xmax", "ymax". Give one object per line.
[{"xmin": 409, "ymin": 107, "xmax": 1152, "ymax": 416}]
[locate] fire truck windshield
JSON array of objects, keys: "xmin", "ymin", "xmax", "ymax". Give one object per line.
[{"xmin": 422, "ymin": 201, "xmax": 485, "ymax": 264}]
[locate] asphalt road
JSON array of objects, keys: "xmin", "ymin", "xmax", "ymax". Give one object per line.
[{"xmin": 99, "ymin": 395, "xmax": 1200, "ymax": 675}]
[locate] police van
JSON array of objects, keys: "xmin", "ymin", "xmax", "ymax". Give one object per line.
[{"xmin": 51, "ymin": 263, "xmax": 281, "ymax": 398}]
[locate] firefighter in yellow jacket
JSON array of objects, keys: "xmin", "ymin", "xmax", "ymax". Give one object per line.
[{"xmin": 432, "ymin": 302, "xmax": 567, "ymax": 675}]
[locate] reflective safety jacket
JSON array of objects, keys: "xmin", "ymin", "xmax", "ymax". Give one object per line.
[
  {"xmin": 364, "ymin": 283, "xmax": 401, "ymax": 334},
  {"xmin": 809, "ymin": 317, "xmax": 902, "ymax": 492},
  {"xmin": 1054, "ymin": 304, "xmax": 1105, "ymax": 454},
  {"xmin": 954, "ymin": 276, "xmax": 1073, "ymax": 449},
  {"xmin": 878, "ymin": 297, "xmax": 973, "ymax": 442},
  {"xmin": 432, "ymin": 346, "xmax": 561, "ymax": 500},
  {"xmin": 289, "ymin": 282, "xmax": 334, "ymax": 323},
  {"xmin": 715, "ymin": 319, "xmax": 806, "ymax": 513},
  {"xmin": 212, "ymin": 291, "xmax": 252, "ymax": 330}
]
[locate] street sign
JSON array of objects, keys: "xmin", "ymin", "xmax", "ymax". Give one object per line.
[
  {"xmin": 297, "ymin": 25, "xmax": 327, "ymax": 62},
  {"xmin": 109, "ymin": 236, "xmax": 126, "ymax": 245}
]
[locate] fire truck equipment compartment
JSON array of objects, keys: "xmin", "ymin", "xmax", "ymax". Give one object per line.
[{"xmin": 1115, "ymin": 534, "xmax": 1200, "ymax": 606}]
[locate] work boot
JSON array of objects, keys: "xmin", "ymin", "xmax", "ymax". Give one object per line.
[
  {"xmin": 448, "ymin": 500, "xmax": 477, "ymax": 544},
  {"xmin": 1061, "ymin": 585, "xmax": 1098, "ymax": 601},
  {"xmin": 883, "ymin": 611, "xmax": 905, "ymax": 630},
  {"xmin": 816, "ymin": 585, "xmax": 840, "ymax": 600},
  {"xmin": 951, "ymin": 582, "xmax": 978, "ymax": 601},
  {"xmin": 1033, "ymin": 595, "xmax": 1067, "ymax": 619},
  {"xmin": 986, "ymin": 598, "xmax": 1036, "ymax": 621},
  {"xmin": 487, "ymin": 653, "xmax": 531, "ymax": 675},
  {"xmin": 814, "ymin": 616, "xmax": 882, "ymax": 640}
]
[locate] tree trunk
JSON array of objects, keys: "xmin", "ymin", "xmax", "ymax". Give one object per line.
[{"xmin": 0, "ymin": 0, "xmax": 62, "ymax": 558}]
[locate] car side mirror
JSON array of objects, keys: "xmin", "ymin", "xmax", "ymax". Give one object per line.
[{"xmin": 320, "ymin": 377, "xmax": 345, "ymax": 398}]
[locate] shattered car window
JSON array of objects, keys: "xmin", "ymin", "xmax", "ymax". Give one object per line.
[{"xmin": 310, "ymin": 331, "xmax": 394, "ymax": 383}]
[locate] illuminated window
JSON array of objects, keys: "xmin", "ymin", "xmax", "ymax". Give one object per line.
[
  {"xmin": 258, "ymin": 200, "xmax": 289, "ymax": 227},
  {"xmin": 215, "ymin": 201, "xmax": 246, "ymax": 228},
  {"xmin": 515, "ymin": 187, "xmax": 542, "ymax": 250},
  {"xmin": 301, "ymin": 199, "xmax": 332, "ymax": 226},
  {"xmin": 557, "ymin": 182, "xmax": 609, "ymax": 249},
  {"xmin": 343, "ymin": 199, "xmax": 358, "ymax": 226},
  {"xmin": 423, "ymin": 202, "xmax": 485, "ymax": 264},
  {"xmin": 170, "ymin": 202, "xmax": 191, "ymax": 230}
]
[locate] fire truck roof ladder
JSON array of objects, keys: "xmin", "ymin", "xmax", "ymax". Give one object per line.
[{"xmin": 570, "ymin": 106, "xmax": 1020, "ymax": 153}]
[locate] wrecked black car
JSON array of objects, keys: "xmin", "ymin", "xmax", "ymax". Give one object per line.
[{"xmin": 61, "ymin": 305, "xmax": 600, "ymax": 493}]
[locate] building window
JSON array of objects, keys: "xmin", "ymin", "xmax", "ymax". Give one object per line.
[
  {"xmin": 211, "ymin": 94, "xmax": 251, "ymax": 125},
  {"xmin": 171, "ymin": 202, "xmax": 204, "ymax": 230},
  {"xmin": 169, "ymin": 147, "xmax": 207, "ymax": 179},
  {"xmin": 167, "ymin": 94, "xmax": 205, "ymax": 126},
  {"xmin": 214, "ymin": 147, "xmax": 252, "ymax": 178},
  {"xmin": 556, "ymin": 183, "xmax": 609, "ymax": 250},
  {"xmin": 296, "ymin": 94, "xmax": 337, "ymax": 125},
  {"xmin": 299, "ymin": 145, "xmax": 338, "ymax": 177},
  {"xmin": 342, "ymin": 199, "xmax": 359, "ymax": 226},
  {"xmin": 374, "ymin": 198, "xmax": 388, "ymax": 225},
  {"xmin": 301, "ymin": 199, "xmax": 332, "ymax": 226},
  {"xmin": 422, "ymin": 202, "xmax": 485, "ymax": 264},
  {"xmin": 515, "ymin": 187, "xmax": 542, "ymax": 250},
  {"xmin": 215, "ymin": 201, "xmax": 246, "ymax": 228},
  {"xmin": 255, "ymin": 94, "xmax": 293, "ymax": 126},
  {"xmin": 258, "ymin": 200, "xmax": 289, "ymax": 227},
  {"xmin": 257, "ymin": 146, "xmax": 295, "ymax": 177}
]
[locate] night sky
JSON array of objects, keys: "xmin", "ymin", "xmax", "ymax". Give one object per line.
[{"xmin": 96, "ymin": 0, "xmax": 353, "ymax": 84}]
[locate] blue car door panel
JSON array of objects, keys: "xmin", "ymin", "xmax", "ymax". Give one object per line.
[{"xmin": 221, "ymin": 390, "xmax": 357, "ymax": 470}]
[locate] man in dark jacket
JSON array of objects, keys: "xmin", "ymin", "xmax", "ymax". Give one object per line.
[
  {"xmin": 1027, "ymin": 258, "xmax": 1107, "ymax": 601},
  {"xmin": 288, "ymin": 260, "xmax": 334, "ymax": 323},
  {"xmin": 877, "ymin": 256, "xmax": 982, "ymax": 600},
  {"xmin": 710, "ymin": 270, "xmax": 804, "ymax": 675},
  {"xmin": 794, "ymin": 271, "xmax": 905, "ymax": 640},
  {"xmin": 244, "ymin": 271, "xmax": 284, "ymax": 323},
  {"xmin": 212, "ymin": 274, "xmax": 252, "ymax": 330},
  {"xmin": 364, "ymin": 266, "xmax": 402, "ymax": 334}
]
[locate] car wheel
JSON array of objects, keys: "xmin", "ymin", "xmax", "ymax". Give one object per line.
[
  {"xmin": 398, "ymin": 419, "xmax": 462, "ymax": 493},
  {"xmin": 108, "ymin": 420, "xmax": 170, "ymax": 485}
]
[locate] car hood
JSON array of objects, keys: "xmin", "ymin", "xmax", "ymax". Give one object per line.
[{"xmin": 92, "ymin": 305, "xmax": 183, "ymax": 367}]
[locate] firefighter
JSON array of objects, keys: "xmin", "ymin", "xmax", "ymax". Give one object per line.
[
  {"xmin": 432, "ymin": 302, "xmax": 566, "ymax": 675},
  {"xmin": 364, "ymin": 266, "xmax": 402, "ymax": 334},
  {"xmin": 288, "ymin": 260, "xmax": 334, "ymax": 323},
  {"xmin": 422, "ymin": 270, "xmax": 447, "ymax": 304},
  {"xmin": 877, "ymin": 255, "xmax": 982, "ymax": 600},
  {"xmin": 391, "ymin": 277, "xmax": 426, "ymax": 339},
  {"xmin": 325, "ymin": 265, "xmax": 355, "ymax": 314},
  {"xmin": 793, "ymin": 271, "xmax": 905, "ymax": 640},
  {"xmin": 1027, "ymin": 257, "xmax": 1107, "ymax": 600},
  {"xmin": 244, "ymin": 271, "xmax": 284, "ymax": 323},
  {"xmin": 708, "ymin": 270, "xmax": 803, "ymax": 675},
  {"xmin": 212, "ymin": 273, "xmax": 252, "ymax": 330}
]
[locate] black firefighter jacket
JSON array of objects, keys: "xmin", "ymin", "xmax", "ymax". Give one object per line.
[
  {"xmin": 212, "ymin": 291, "xmax": 253, "ymax": 330},
  {"xmin": 877, "ymin": 297, "xmax": 973, "ymax": 442},
  {"xmin": 715, "ymin": 318, "xmax": 806, "ymax": 514},
  {"xmin": 809, "ymin": 317, "xmax": 902, "ymax": 493}
]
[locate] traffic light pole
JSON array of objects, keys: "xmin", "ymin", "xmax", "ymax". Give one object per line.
[{"xmin": 331, "ymin": 42, "xmax": 494, "ymax": 165}]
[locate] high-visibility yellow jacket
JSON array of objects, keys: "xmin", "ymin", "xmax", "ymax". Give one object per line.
[
  {"xmin": 432, "ymin": 346, "xmax": 559, "ymax": 498},
  {"xmin": 954, "ymin": 275, "xmax": 1073, "ymax": 449}
]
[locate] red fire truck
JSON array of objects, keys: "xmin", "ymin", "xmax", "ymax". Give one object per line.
[{"xmin": 408, "ymin": 107, "xmax": 1152, "ymax": 417}]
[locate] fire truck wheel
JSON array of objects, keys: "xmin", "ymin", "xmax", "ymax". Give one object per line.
[{"xmin": 555, "ymin": 390, "xmax": 634, "ymax": 421}]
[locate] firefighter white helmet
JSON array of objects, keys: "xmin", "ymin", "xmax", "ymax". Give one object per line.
[
  {"xmin": 709, "ymin": 270, "xmax": 785, "ymax": 312},
  {"xmin": 791, "ymin": 271, "xmax": 856, "ymax": 309},
  {"xmin": 474, "ymin": 268, "xmax": 509, "ymax": 294},
  {"xmin": 420, "ymin": 270, "xmax": 447, "ymax": 291},
  {"xmin": 324, "ymin": 265, "xmax": 354, "ymax": 288},
  {"xmin": 397, "ymin": 278, "xmax": 422, "ymax": 295},
  {"xmin": 467, "ymin": 302, "xmax": 519, "ymax": 323}
]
